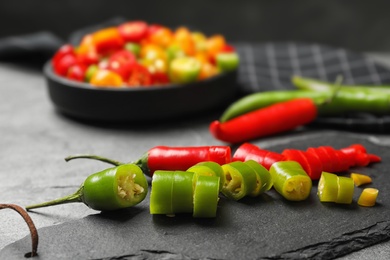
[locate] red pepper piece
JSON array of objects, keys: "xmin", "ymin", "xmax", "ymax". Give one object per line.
[
  {"xmin": 210, "ymin": 98, "xmax": 318, "ymax": 143},
  {"xmin": 322, "ymin": 146, "xmax": 343, "ymax": 172},
  {"xmin": 368, "ymin": 154, "xmax": 381, "ymax": 163},
  {"xmin": 282, "ymin": 149, "xmax": 319, "ymax": 179},
  {"xmin": 144, "ymin": 146, "xmax": 232, "ymax": 176},
  {"xmin": 233, "ymin": 143, "xmax": 285, "ymax": 170},
  {"xmin": 300, "ymin": 150, "xmax": 322, "ymax": 180},
  {"xmin": 317, "ymin": 146, "xmax": 337, "ymax": 172},
  {"xmin": 355, "ymin": 153, "xmax": 370, "ymax": 167},
  {"xmin": 306, "ymin": 147, "xmax": 328, "ymax": 171}
]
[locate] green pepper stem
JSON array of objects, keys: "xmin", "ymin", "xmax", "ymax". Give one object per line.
[
  {"xmin": 64, "ymin": 154, "xmax": 125, "ymax": 166},
  {"xmin": 26, "ymin": 187, "xmax": 83, "ymax": 210}
]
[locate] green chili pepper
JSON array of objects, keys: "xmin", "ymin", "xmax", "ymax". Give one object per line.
[
  {"xmin": 26, "ymin": 164, "xmax": 148, "ymax": 211},
  {"xmin": 269, "ymin": 161, "xmax": 312, "ymax": 201},
  {"xmin": 317, "ymin": 172, "xmax": 338, "ymax": 202},
  {"xmin": 150, "ymin": 170, "xmax": 194, "ymax": 215},
  {"xmin": 169, "ymin": 57, "xmax": 201, "ymax": 84},
  {"xmin": 244, "ymin": 160, "xmax": 273, "ymax": 197},
  {"xmin": 221, "ymin": 161, "xmax": 257, "ymax": 200},
  {"xmin": 216, "ymin": 52, "xmax": 239, "ymax": 72},
  {"xmin": 187, "ymin": 161, "xmax": 225, "ymax": 191},
  {"xmin": 292, "ymin": 76, "xmax": 390, "ymax": 115},
  {"xmin": 125, "ymin": 42, "xmax": 141, "ymax": 56},
  {"xmin": 317, "ymin": 172, "xmax": 354, "ymax": 204},
  {"xmin": 219, "ymin": 90, "xmax": 330, "ymax": 123},
  {"xmin": 193, "ymin": 175, "xmax": 220, "ymax": 218}
]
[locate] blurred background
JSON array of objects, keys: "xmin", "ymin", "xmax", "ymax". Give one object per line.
[{"xmin": 1, "ymin": 0, "xmax": 389, "ymax": 53}]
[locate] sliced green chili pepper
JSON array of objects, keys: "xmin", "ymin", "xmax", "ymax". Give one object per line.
[
  {"xmin": 216, "ymin": 52, "xmax": 239, "ymax": 72},
  {"xmin": 188, "ymin": 161, "xmax": 225, "ymax": 191},
  {"xmin": 317, "ymin": 172, "xmax": 338, "ymax": 202},
  {"xmin": 26, "ymin": 164, "xmax": 148, "ymax": 211},
  {"xmin": 221, "ymin": 161, "xmax": 257, "ymax": 200},
  {"xmin": 193, "ymin": 175, "xmax": 220, "ymax": 218},
  {"xmin": 269, "ymin": 161, "xmax": 312, "ymax": 201},
  {"xmin": 292, "ymin": 76, "xmax": 390, "ymax": 115},
  {"xmin": 244, "ymin": 160, "xmax": 273, "ymax": 196},
  {"xmin": 169, "ymin": 57, "xmax": 201, "ymax": 84},
  {"xmin": 150, "ymin": 170, "xmax": 194, "ymax": 215},
  {"xmin": 336, "ymin": 176, "xmax": 354, "ymax": 204},
  {"xmin": 317, "ymin": 172, "xmax": 354, "ymax": 204}
]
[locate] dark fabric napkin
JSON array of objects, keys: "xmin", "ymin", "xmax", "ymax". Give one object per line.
[{"xmin": 1, "ymin": 18, "xmax": 390, "ymax": 131}]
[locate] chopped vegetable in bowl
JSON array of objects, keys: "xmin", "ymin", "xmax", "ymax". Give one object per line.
[{"xmin": 51, "ymin": 20, "xmax": 239, "ymax": 88}]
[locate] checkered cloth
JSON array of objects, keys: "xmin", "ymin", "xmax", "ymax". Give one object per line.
[{"xmin": 233, "ymin": 42, "xmax": 390, "ymax": 132}]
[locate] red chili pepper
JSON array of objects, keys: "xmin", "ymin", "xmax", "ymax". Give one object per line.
[
  {"xmin": 232, "ymin": 143, "xmax": 285, "ymax": 170},
  {"xmin": 138, "ymin": 146, "xmax": 232, "ymax": 176},
  {"xmin": 209, "ymin": 98, "xmax": 318, "ymax": 144}
]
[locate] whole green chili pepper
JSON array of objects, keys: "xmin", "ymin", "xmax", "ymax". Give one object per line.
[
  {"xmin": 269, "ymin": 161, "xmax": 312, "ymax": 201},
  {"xmin": 26, "ymin": 164, "xmax": 148, "ymax": 211},
  {"xmin": 219, "ymin": 90, "xmax": 330, "ymax": 122},
  {"xmin": 292, "ymin": 76, "xmax": 390, "ymax": 115}
]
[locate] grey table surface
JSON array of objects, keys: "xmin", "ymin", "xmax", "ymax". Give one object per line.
[{"xmin": 1, "ymin": 53, "xmax": 390, "ymax": 259}]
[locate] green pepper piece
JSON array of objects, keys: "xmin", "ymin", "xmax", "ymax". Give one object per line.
[
  {"xmin": 26, "ymin": 164, "xmax": 148, "ymax": 211},
  {"xmin": 188, "ymin": 161, "xmax": 225, "ymax": 191},
  {"xmin": 335, "ymin": 176, "xmax": 354, "ymax": 204},
  {"xmin": 317, "ymin": 172, "xmax": 338, "ymax": 202},
  {"xmin": 85, "ymin": 64, "xmax": 98, "ymax": 82},
  {"xmin": 172, "ymin": 171, "xmax": 194, "ymax": 213},
  {"xmin": 169, "ymin": 57, "xmax": 201, "ymax": 84},
  {"xmin": 125, "ymin": 42, "xmax": 141, "ymax": 56},
  {"xmin": 269, "ymin": 161, "xmax": 312, "ymax": 201},
  {"xmin": 244, "ymin": 160, "xmax": 273, "ymax": 197},
  {"xmin": 193, "ymin": 175, "xmax": 220, "ymax": 218},
  {"xmin": 221, "ymin": 161, "xmax": 257, "ymax": 200},
  {"xmin": 216, "ymin": 52, "xmax": 239, "ymax": 72},
  {"xmin": 150, "ymin": 170, "xmax": 174, "ymax": 215}
]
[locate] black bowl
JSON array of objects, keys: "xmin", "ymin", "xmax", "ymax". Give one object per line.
[{"xmin": 44, "ymin": 61, "xmax": 239, "ymax": 122}]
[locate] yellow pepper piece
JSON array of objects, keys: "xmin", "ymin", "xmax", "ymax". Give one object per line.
[
  {"xmin": 358, "ymin": 188, "xmax": 379, "ymax": 207},
  {"xmin": 350, "ymin": 173, "xmax": 372, "ymax": 186}
]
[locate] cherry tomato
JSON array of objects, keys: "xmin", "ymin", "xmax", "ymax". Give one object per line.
[
  {"xmin": 146, "ymin": 26, "xmax": 173, "ymax": 48},
  {"xmin": 173, "ymin": 27, "xmax": 196, "ymax": 56},
  {"xmin": 90, "ymin": 69, "xmax": 123, "ymax": 87},
  {"xmin": 76, "ymin": 51, "xmax": 99, "ymax": 66},
  {"xmin": 67, "ymin": 63, "xmax": 87, "ymax": 82},
  {"xmin": 92, "ymin": 27, "xmax": 124, "ymax": 55},
  {"xmin": 127, "ymin": 63, "xmax": 152, "ymax": 87},
  {"xmin": 118, "ymin": 21, "xmax": 148, "ymax": 43},
  {"xmin": 198, "ymin": 62, "xmax": 219, "ymax": 80},
  {"xmin": 151, "ymin": 71, "xmax": 170, "ymax": 85},
  {"xmin": 52, "ymin": 44, "xmax": 75, "ymax": 66},
  {"xmin": 53, "ymin": 53, "xmax": 77, "ymax": 76},
  {"xmin": 77, "ymin": 34, "xmax": 95, "ymax": 55},
  {"xmin": 107, "ymin": 50, "xmax": 137, "ymax": 80},
  {"xmin": 206, "ymin": 35, "xmax": 227, "ymax": 64}
]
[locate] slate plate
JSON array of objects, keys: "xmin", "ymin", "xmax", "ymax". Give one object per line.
[{"xmin": 2, "ymin": 132, "xmax": 389, "ymax": 259}]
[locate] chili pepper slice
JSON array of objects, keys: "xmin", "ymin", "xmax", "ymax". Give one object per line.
[
  {"xmin": 169, "ymin": 57, "xmax": 201, "ymax": 84},
  {"xmin": 317, "ymin": 172, "xmax": 338, "ymax": 203},
  {"xmin": 358, "ymin": 188, "xmax": 379, "ymax": 207},
  {"xmin": 188, "ymin": 162, "xmax": 224, "ymax": 191},
  {"xmin": 193, "ymin": 175, "xmax": 220, "ymax": 218},
  {"xmin": 216, "ymin": 52, "xmax": 239, "ymax": 72},
  {"xmin": 244, "ymin": 160, "xmax": 272, "ymax": 196},
  {"xmin": 26, "ymin": 164, "xmax": 148, "ymax": 211},
  {"xmin": 269, "ymin": 161, "xmax": 312, "ymax": 201},
  {"xmin": 335, "ymin": 176, "xmax": 354, "ymax": 204},
  {"xmin": 221, "ymin": 161, "xmax": 257, "ymax": 200},
  {"xmin": 172, "ymin": 171, "xmax": 195, "ymax": 213},
  {"xmin": 149, "ymin": 170, "xmax": 174, "ymax": 215},
  {"xmin": 210, "ymin": 98, "xmax": 318, "ymax": 144},
  {"xmin": 350, "ymin": 173, "xmax": 372, "ymax": 186}
]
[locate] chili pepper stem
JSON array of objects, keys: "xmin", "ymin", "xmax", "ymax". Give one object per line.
[
  {"xmin": 26, "ymin": 187, "xmax": 84, "ymax": 210},
  {"xmin": 64, "ymin": 154, "xmax": 125, "ymax": 166}
]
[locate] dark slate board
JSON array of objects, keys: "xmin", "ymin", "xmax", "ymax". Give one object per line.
[{"xmin": 2, "ymin": 132, "xmax": 390, "ymax": 259}]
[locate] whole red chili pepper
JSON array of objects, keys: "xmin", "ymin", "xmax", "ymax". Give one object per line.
[
  {"xmin": 210, "ymin": 98, "xmax": 318, "ymax": 143},
  {"xmin": 232, "ymin": 143, "xmax": 285, "ymax": 170},
  {"xmin": 66, "ymin": 146, "xmax": 232, "ymax": 177}
]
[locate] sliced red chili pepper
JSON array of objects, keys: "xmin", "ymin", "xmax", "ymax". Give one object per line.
[
  {"xmin": 118, "ymin": 21, "xmax": 148, "ymax": 43},
  {"xmin": 209, "ymin": 98, "xmax": 317, "ymax": 144},
  {"xmin": 282, "ymin": 149, "xmax": 316, "ymax": 178},
  {"xmin": 107, "ymin": 50, "xmax": 137, "ymax": 80},
  {"xmin": 335, "ymin": 150, "xmax": 350, "ymax": 172},
  {"xmin": 322, "ymin": 146, "xmax": 342, "ymax": 172},
  {"xmin": 316, "ymin": 146, "xmax": 336, "ymax": 172},
  {"xmin": 300, "ymin": 150, "xmax": 322, "ymax": 180},
  {"xmin": 127, "ymin": 63, "xmax": 152, "ymax": 86},
  {"xmin": 67, "ymin": 63, "xmax": 87, "ymax": 82},
  {"xmin": 355, "ymin": 153, "xmax": 370, "ymax": 167},
  {"xmin": 53, "ymin": 53, "xmax": 77, "ymax": 76}
]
